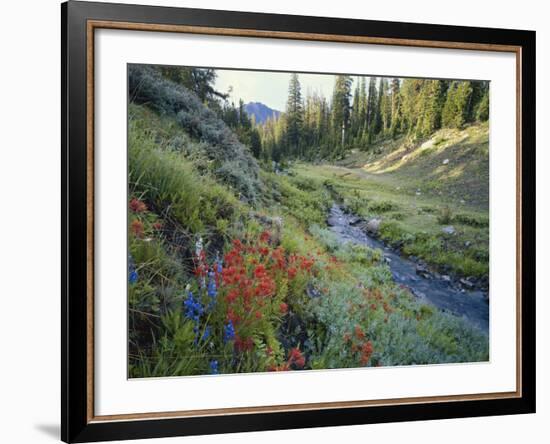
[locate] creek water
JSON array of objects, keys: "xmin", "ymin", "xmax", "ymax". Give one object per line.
[{"xmin": 327, "ymin": 204, "xmax": 489, "ymax": 333}]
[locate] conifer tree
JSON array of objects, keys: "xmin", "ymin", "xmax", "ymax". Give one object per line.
[
  {"xmin": 476, "ymin": 90, "xmax": 489, "ymax": 121},
  {"xmin": 416, "ymin": 80, "xmax": 445, "ymax": 138},
  {"xmin": 331, "ymin": 75, "xmax": 353, "ymax": 153},
  {"xmin": 442, "ymin": 81, "xmax": 473, "ymax": 128},
  {"xmin": 365, "ymin": 77, "xmax": 378, "ymax": 143},
  {"xmin": 378, "ymin": 78, "xmax": 391, "ymax": 135},
  {"xmin": 285, "ymin": 73, "xmax": 303, "ymax": 156},
  {"xmin": 390, "ymin": 78, "xmax": 401, "ymax": 138},
  {"xmin": 350, "ymin": 79, "xmax": 362, "ymax": 144}
]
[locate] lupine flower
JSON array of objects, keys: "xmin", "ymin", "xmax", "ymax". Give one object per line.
[
  {"xmin": 207, "ymin": 272, "xmax": 217, "ymax": 298},
  {"xmin": 202, "ymin": 326, "xmax": 211, "ymax": 341},
  {"xmin": 129, "ymin": 270, "xmax": 138, "ymax": 285},
  {"xmin": 223, "ymin": 320, "xmax": 235, "ymax": 342},
  {"xmin": 209, "ymin": 360, "xmax": 219, "ymax": 374},
  {"xmin": 183, "ymin": 290, "xmax": 204, "ymax": 322}
]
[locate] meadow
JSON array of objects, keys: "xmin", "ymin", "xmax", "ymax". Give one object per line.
[{"xmin": 127, "ymin": 65, "xmax": 489, "ymax": 377}]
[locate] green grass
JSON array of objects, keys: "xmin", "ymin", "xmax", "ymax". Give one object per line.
[{"xmin": 290, "ymin": 123, "xmax": 489, "ymax": 280}]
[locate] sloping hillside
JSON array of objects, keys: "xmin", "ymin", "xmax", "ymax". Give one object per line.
[
  {"xmin": 338, "ymin": 123, "xmax": 489, "ymax": 210},
  {"xmin": 129, "ymin": 65, "xmax": 262, "ymax": 202}
]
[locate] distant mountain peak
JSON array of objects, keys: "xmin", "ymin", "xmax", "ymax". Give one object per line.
[{"xmin": 244, "ymin": 102, "xmax": 281, "ymax": 124}]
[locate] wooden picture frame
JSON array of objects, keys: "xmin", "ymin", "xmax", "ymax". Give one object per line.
[{"xmin": 62, "ymin": 1, "xmax": 536, "ymax": 442}]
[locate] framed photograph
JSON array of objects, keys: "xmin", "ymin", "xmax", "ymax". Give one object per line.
[{"xmin": 62, "ymin": 1, "xmax": 535, "ymax": 442}]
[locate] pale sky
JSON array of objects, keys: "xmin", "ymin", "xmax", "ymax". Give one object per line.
[{"xmin": 215, "ymin": 69, "xmax": 354, "ymax": 112}]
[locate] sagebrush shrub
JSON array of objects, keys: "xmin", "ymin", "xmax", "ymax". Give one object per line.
[{"xmin": 129, "ymin": 65, "xmax": 262, "ymax": 202}]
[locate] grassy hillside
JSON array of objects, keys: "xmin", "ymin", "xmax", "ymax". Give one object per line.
[
  {"xmin": 338, "ymin": 123, "xmax": 489, "ymax": 210},
  {"xmin": 294, "ymin": 124, "xmax": 489, "ymax": 281}
]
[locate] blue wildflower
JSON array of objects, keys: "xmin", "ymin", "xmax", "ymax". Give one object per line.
[
  {"xmin": 183, "ymin": 291, "xmax": 204, "ymax": 322},
  {"xmin": 223, "ymin": 320, "xmax": 235, "ymax": 342},
  {"xmin": 209, "ymin": 360, "xmax": 219, "ymax": 374},
  {"xmin": 202, "ymin": 326, "xmax": 211, "ymax": 341},
  {"xmin": 129, "ymin": 270, "xmax": 138, "ymax": 285},
  {"xmin": 206, "ymin": 272, "xmax": 217, "ymax": 311},
  {"xmin": 207, "ymin": 272, "xmax": 217, "ymax": 298}
]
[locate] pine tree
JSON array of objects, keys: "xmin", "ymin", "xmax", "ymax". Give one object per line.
[
  {"xmin": 378, "ymin": 78, "xmax": 391, "ymax": 135},
  {"xmin": 476, "ymin": 90, "xmax": 489, "ymax": 121},
  {"xmin": 416, "ymin": 80, "xmax": 445, "ymax": 138},
  {"xmin": 365, "ymin": 77, "xmax": 378, "ymax": 144},
  {"xmin": 390, "ymin": 78, "xmax": 401, "ymax": 138},
  {"xmin": 350, "ymin": 79, "xmax": 362, "ymax": 144},
  {"xmin": 442, "ymin": 81, "xmax": 473, "ymax": 128},
  {"xmin": 331, "ymin": 75, "xmax": 353, "ymax": 153},
  {"xmin": 285, "ymin": 73, "xmax": 303, "ymax": 156}
]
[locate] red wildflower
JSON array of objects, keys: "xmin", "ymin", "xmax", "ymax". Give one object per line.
[
  {"xmin": 255, "ymin": 310, "xmax": 262, "ymax": 319},
  {"xmin": 152, "ymin": 221, "xmax": 163, "ymax": 230},
  {"xmin": 288, "ymin": 348, "xmax": 305, "ymax": 369},
  {"xmin": 299, "ymin": 257, "xmax": 315, "ymax": 271},
  {"xmin": 255, "ymin": 276, "xmax": 275, "ymax": 297},
  {"xmin": 287, "ymin": 267, "xmax": 297, "ymax": 280},
  {"xmin": 354, "ymin": 325, "xmax": 365, "ymax": 339},
  {"xmin": 279, "ymin": 302, "xmax": 288, "ymax": 314},
  {"xmin": 254, "ymin": 264, "xmax": 266, "ymax": 278},
  {"xmin": 226, "ymin": 308, "xmax": 239, "ymax": 323},
  {"xmin": 259, "ymin": 231, "xmax": 271, "ymax": 243},
  {"xmin": 235, "ymin": 336, "xmax": 254, "ymax": 352},
  {"xmin": 129, "ymin": 198, "xmax": 147, "ymax": 213},
  {"xmin": 360, "ymin": 341, "xmax": 374, "ymax": 365},
  {"xmin": 130, "ymin": 219, "xmax": 144, "ymax": 238},
  {"xmin": 268, "ymin": 363, "xmax": 290, "ymax": 372},
  {"xmin": 225, "ymin": 289, "xmax": 239, "ymax": 304}
]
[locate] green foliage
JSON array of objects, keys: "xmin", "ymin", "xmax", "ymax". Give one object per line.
[
  {"xmin": 368, "ymin": 200, "xmax": 399, "ymax": 214},
  {"xmin": 129, "ymin": 65, "xmax": 262, "ymax": 202},
  {"xmin": 285, "ymin": 73, "xmax": 304, "ymax": 153},
  {"xmin": 129, "ymin": 117, "xmax": 241, "ymax": 234},
  {"xmin": 306, "ymin": 272, "xmax": 488, "ymax": 369},
  {"xmin": 476, "ymin": 92, "xmax": 490, "ymax": 121},
  {"xmin": 454, "ymin": 213, "xmax": 489, "ymax": 228},
  {"xmin": 441, "ymin": 81, "xmax": 474, "ymax": 129},
  {"xmin": 437, "ymin": 206, "xmax": 454, "ymax": 225},
  {"xmin": 270, "ymin": 174, "xmax": 332, "ymax": 227}
]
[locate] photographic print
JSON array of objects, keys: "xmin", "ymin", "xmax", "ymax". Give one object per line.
[{"xmin": 127, "ymin": 64, "xmax": 490, "ymax": 378}]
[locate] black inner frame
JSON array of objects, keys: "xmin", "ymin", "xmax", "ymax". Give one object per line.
[{"xmin": 62, "ymin": 1, "xmax": 536, "ymax": 442}]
